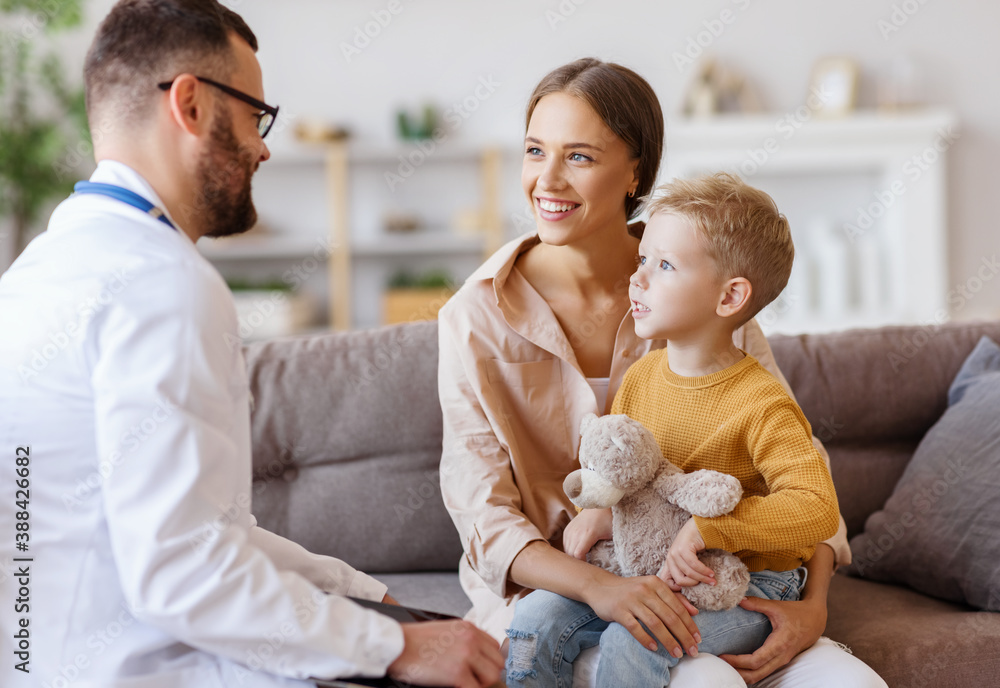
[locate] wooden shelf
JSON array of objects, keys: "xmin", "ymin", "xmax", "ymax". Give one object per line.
[
  {"xmin": 325, "ymin": 141, "xmax": 504, "ymax": 329},
  {"xmin": 267, "ymin": 140, "xmax": 498, "ymax": 166},
  {"xmin": 198, "ymin": 140, "xmax": 505, "ymax": 331},
  {"xmin": 352, "ymin": 232, "xmax": 485, "ymax": 258},
  {"xmin": 196, "ymin": 234, "xmax": 328, "ymax": 260}
]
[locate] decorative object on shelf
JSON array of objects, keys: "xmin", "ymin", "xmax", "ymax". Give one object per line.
[
  {"xmin": 323, "ymin": 141, "xmax": 504, "ymax": 329},
  {"xmin": 382, "ymin": 269, "xmax": 455, "ymax": 325},
  {"xmin": 382, "ymin": 211, "xmax": 421, "ymax": 233},
  {"xmin": 876, "ymin": 55, "xmax": 923, "ymax": 112},
  {"xmin": 0, "ymin": 0, "xmax": 88, "ymax": 269},
  {"xmin": 807, "ymin": 56, "xmax": 860, "ymax": 117},
  {"xmin": 809, "ymin": 217, "xmax": 852, "ymax": 317},
  {"xmin": 293, "ymin": 119, "xmax": 350, "ymax": 143},
  {"xmin": 228, "ymin": 279, "xmax": 315, "ymax": 340},
  {"xmin": 451, "ymin": 208, "xmax": 485, "ymax": 236},
  {"xmin": 396, "ymin": 104, "xmax": 437, "ymax": 140},
  {"xmin": 681, "ymin": 57, "xmax": 763, "ymax": 118},
  {"xmin": 854, "ymin": 228, "xmax": 887, "ymax": 318},
  {"xmin": 387, "ymin": 268, "xmax": 453, "ymax": 290},
  {"xmin": 664, "ymin": 109, "xmax": 956, "ymax": 334}
]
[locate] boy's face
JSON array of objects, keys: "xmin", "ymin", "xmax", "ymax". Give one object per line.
[{"xmin": 629, "ymin": 212, "xmax": 727, "ymax": 341}]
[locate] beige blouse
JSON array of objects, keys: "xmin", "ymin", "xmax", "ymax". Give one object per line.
[{"xmin": 438, "ymin": 233, "xmax": 851, "ymax": 640}]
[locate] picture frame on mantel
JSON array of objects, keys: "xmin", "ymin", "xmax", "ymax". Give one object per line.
[{"xmin": 808, "ymin": 56, "xmax": 860, "ymax": 117}]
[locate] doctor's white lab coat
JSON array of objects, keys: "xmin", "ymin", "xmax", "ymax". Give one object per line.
[{"xmin": 0, "ymin": 161, "xmax": 404, "ymax": 688}]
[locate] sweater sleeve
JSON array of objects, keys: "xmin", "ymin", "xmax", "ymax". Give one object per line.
[
  {"xmin": 738, "ymin": 319, "xmax": 852, "ymax": 567},
  {"xmin": 694, "ymin": 397, "xmax": 841, "ymax": 556}
]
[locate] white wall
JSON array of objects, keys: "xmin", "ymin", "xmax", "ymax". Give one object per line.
[{"xmin": 61, "ymin": 0, "xmax": 1000, "ymax": 321}]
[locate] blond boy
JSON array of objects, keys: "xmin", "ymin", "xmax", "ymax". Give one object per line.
[{"xmin": 505, "ymin": 173, "xmax": 840, "ymax": 688}]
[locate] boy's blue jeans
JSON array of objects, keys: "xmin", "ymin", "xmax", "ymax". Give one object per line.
[{"xmin": 504, "ymin": 567, "xmax": 807, "ymax": 688}]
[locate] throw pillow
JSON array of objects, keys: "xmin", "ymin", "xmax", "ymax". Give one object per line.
[{"xmin": 847, "ymin": 335, "xmax": 1000, "ymax": 611}]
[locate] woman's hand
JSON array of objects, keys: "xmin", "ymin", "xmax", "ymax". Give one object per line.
[
  {"xmin": 719, "ymin": 543, "xmax": 835, "ymax": 683},
  {"xmin": 718, "ymin": 595, "xmax": 826, "ymax": 683},
  {"xmin": 563, "ymin": 508, "xmax": 613, "ymax": 560},
  {"xmin": 582, "ymin": 570, "xmax": 702, "ymax": 658},
  {"xmin": 657, "ymin": 518, "xmax": 715, "ymax": 588}
]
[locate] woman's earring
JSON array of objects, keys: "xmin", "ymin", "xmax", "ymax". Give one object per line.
[{"xmin": 627, "ymin": 189, "xmax": 635, "ymax": 198}]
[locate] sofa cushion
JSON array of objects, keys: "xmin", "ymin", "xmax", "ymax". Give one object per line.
[
  {"xmin": 244, "ymin": 321, "xmax": 464, "ymax": 573},
  {"xmin": 769, "ymin": 320, "xmax": 1000, "ymax": 538},
  {"xmin": 827, "ymin": 573, "xmax": 1000, "ymax": 688},
  {"xmin": 846, "ymin": 336, "xmax": 1000, "ymax": 610},
  {"xmin": 769, "ymin": 321, "xmax": 1000, "ymax": 446},
  {"xmin": 826, "ymin": 441, "xmax": 917, "ymax": 538},
  {"xmin": 371, "ymin": 572, "xmax": 471, "ymax": 618}
]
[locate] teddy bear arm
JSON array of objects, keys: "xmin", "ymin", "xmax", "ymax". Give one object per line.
[{"xmin": 656, "ymin": 469, "xmax": 743, "ymax": 518}]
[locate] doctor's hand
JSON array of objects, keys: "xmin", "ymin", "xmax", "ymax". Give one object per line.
[
  {"xmin": 563, "ymin": 507, "xmax": 613, "ymax": 560},
  {"xmin": 388, "ymin": 620, "xmax": 503, "ymax": 688},
  {"xmin": 657, "ymin": 518, "xmax": 714, "ymax": 589}
]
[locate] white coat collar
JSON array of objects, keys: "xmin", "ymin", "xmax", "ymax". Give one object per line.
[{"xmin": 89, "ymin": 160, "xmax": 189, "ymax": 243}]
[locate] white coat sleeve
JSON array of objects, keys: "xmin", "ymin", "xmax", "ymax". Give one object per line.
[
  {"xmin": 248, "ymin": 523, "xmax": 388, "ymax": 601},
  {"xmin": 89, "ymin": 260, "xmax": 403, "ymax": 681}
]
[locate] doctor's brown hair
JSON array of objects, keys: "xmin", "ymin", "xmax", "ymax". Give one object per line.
[
  {"xmin": 84, "ymin": 0, "xmax": 257, "ymax": 133},
  {"xmin": 525, "ymin": 58, "xmax": 664, "ymax": 221}
]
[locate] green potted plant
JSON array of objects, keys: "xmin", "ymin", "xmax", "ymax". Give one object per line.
[
  {"xmin": 383, "ymin": 268, "xmax": 456, "ymax": 324},
  {"xmin": 0, "ymin": 0, "xmax": 88, "ymax": 268}
]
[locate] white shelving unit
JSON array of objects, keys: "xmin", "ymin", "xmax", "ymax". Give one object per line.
[
  {"xmin": 663, "ymin": 108, "xmax": 958, "ymax": 335},
  {"xmin": 198, "ymin": 140, "xmax": 505, "ymax": 331}
]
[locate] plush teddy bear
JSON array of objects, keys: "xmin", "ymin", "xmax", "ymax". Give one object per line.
[{"xmin": 564, "ymin": 412, "xmax": 750, "ymax": 611}]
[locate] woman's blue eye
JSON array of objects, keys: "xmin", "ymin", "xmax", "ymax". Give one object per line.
[
  {"xmin": 569, "ymin": 152, "xmax": 591, "ymax": 162},
  {"xmin": 659, "ymin": 260, "xmax": 674, "ymax": 270},
  {"xmin": 526, "ymin": 146, "xmax": 542, "ymax": 156}
]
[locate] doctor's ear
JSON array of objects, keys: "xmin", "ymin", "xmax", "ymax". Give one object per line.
[
  {"xmin": 162, "ymin": 74, "xmax": 212, "ymax": 138},
  {"xmin": 717, "ymin": 277, "xmax": 751, "ymax": 319}
]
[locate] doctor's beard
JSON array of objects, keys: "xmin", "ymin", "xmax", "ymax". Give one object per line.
[{"xmin": 198, "ymin": 104, "xmax": 258, "ymax": 239}]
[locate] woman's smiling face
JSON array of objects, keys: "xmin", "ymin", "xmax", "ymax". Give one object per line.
[{"xmin": 522, "ymin": 92, "xmax": 639, "ymax": 246}]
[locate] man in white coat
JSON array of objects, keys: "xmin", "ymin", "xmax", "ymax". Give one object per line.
[{"xmin": 0, "ymin": 1, "xmax": 502, "ymax": 687}]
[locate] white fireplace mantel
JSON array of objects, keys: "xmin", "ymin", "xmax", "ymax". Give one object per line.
[{"xmin": 663, "ymin": 108, "xmax": 959, "ymax": 335}]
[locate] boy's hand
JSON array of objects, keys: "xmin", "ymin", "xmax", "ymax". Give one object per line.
[
  {"xmin": 563, "ymin": 507, "xmax": 613, "ymax": 560},
  {"xmin": 657, "ymin": 518, "xmax": 715, "ymax": 588}
]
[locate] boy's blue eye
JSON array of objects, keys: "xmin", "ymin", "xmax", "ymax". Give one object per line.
[
  {"xmin": 659, "ymin": 260, "xmax": 674, "ymax": 270},
  {"xmin": 637, "ymin": 255, "xmax": 646, "ymax": 266}
]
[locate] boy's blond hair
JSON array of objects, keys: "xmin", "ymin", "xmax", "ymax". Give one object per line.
[{"xmin": 644, "ymin": 172, "xmax": 793, "ymax": 324}]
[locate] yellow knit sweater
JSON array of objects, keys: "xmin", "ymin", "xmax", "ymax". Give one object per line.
[{"xmin": 611, "ymin": 349, "xmax": 841, "ymax": 572}]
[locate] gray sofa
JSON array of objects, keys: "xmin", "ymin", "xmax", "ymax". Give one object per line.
[{"xmin": 244, "ymin": 319, "xmax": 1000, "ymax": 688}]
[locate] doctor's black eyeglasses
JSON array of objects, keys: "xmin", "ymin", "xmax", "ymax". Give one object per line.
[{"xmin": 158, "ymin": 76, "xmax": 279, "ymax": 139}]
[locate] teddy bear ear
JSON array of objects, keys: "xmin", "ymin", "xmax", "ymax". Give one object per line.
[{"xmin": 580, "ymin": 412, "xmax": 599, "ymax": 435}]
